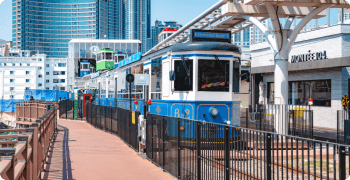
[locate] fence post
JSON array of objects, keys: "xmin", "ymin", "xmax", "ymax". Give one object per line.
[
  {"xmin": 246, "ymin": 109, "xmax": 248, "ymax": 128},
  {"xmin": 196, "ymin": 122, "xmax": 201, "ymax": 180},
  {"xmin": 151, "ymin": 115, "xmax": 154, "ymax": 160},
  {"xmin": 339, "ymin": 146, "xmax": 346, "ymax": 180},
  {"xmin": 266, "ymin": 133, "xmax": 272, "ymax": 180},
  {"xmin": 337, "ymin": 111, "xmax": 339, "ymax": 143},
  {"xmin": 225, "ymin": 126, "xmax": 230, "ymax": 180},
  {"xmin": 311, "ymin": 110, "xmax": 313, "ymax": 139},
  {"xmin": 66, "ymin": 99, "xmax": 68, "ymax": 120},
  {"xmin": 177, "ymin": 118, "xmax": 181, "ymax": 179},
  {"xmin": 162, "ymin": 116, "xmax": 166, "ymax": 169}
]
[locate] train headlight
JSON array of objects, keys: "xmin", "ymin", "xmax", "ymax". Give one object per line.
[
  {"xmin": 226, "ymin": 120, "xmax": 231, "ymax": 125},
  {"xmin": 209, "ymin": 107, "xmax": 219, "ymax": 117}
]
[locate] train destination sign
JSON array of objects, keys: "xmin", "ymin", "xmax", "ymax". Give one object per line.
[
  {"xmin": 191, "ymin": 29, "xmax": 231, "ymax": 43},
  {"xmin": 291, "ymin": 50, "xmax": 327, "ymax": 63}
]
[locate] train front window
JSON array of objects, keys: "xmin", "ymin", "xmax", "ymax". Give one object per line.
[
  {"xmin": 106, "ymin": 52, "xmax": 112, "ymax": 59},
  {"xmin": 82, "ymin": 64, "xmax": 89, "ymax": 69},
  {"xmin": 174, "ymin": 59, "xmax": 193, "ymax": 91},
  {"xmin": 198, "ymin": 59, "xmax": 229, "ymax": 92}
]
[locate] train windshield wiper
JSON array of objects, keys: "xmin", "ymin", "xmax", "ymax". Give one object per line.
[
  {"xmin": 181, "ymin": 55, "xmax": 191, "ymax": 85},
  {"xmin": 213, "ymin": 55, "xmax": 227, "ymax": 91}
]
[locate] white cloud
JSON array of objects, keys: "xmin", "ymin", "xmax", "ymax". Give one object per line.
[{"xmin": 0, "ymin": 0, "xmax": 5, "ymax": 6}]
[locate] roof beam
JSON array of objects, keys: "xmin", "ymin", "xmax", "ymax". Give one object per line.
[
  {"xmin": 222, "ymin": 2, "xmax": 327, "ymax": 18},
  {"xmin": 243, "ymin": 0, "xmax": 350, "ymax": 8}
]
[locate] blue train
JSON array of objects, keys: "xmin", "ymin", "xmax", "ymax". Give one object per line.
[{"xmin": 85, "ymin": 29, "xmax": 242, "ymax": 146}]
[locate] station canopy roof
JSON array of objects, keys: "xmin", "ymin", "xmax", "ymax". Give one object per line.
[{"xmin": 143, "ymin": 0, "xmax": 350, "ymax": 56}]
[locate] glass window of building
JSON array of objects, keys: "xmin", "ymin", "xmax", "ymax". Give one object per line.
[
  {"xmin": 10, "ymin": 87, "xmax": 14, "ymax": 91},
  {"xmin": 60, "ymin": 71, "xmax": 65, "ymax": 75},
  {"xmin": 25, "ymin": 87, "xmax": 30, "ymax": 90},
  {"xmin": 46, "ymin": 64, "xmax": 49, "ymax": 67},
  {"xmin": 10, "ymin": 95, "xmax": 14, "ymax": 99},
  {"xmin": 53, "ymin": 79, "xmax": 59, "ymax": 83},
  {"xmin": 10, "ymin": 79, "xmax": 14, "ymax": 82},
  {"xmin": 10, "ymin": 71, "xmax": 14, "ymax": 74},
  {"xmin": 267, "ymin": 80, "xmax": 331, "ymax": 106},
  {"xmin": 38, "ymin": 75, "xmax": 42, "ymax": 78},
  {"xmin": 26, "ymin": 79, "xmax": 30, "ymax": 82},
  {"xmin": 60, "ymin": 79, "xmax": 65, "ymax": 83},
  {"xmin": 46, "ymin": 80, "xmax": 49, "ymax": 83},
  {"xmin": 53, "ymin": 71, "xmax": 59, "ymax": 75},
  {"xmin": 26, "ymin": 71, "xmax": 30, "ymax": 75},
  {"xmin": 46, "ymin": 72, "xmax": 49, "ymax": 75},
  {"xmin": 60, "ymin": 87, "xmax": 65, "ymax": 91},
  {"xmin": 58, "ymin": 63, "xmax": 66, "ymax": 67},
  {"xmin": 38, "ymin": 83, "xmax": 42, "ymax": 87}
]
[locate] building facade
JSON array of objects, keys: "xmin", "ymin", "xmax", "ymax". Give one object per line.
[
  {"xmin": 0, "ymin": 53, "xmax": 69, "ymax": 99},
  {"xmin": 12, "ymin": 0, "xmax": 150, "ymax": 57},
  {"xmin": 249, "ymin": 24, "xmax": 350, "ymax": 130}
]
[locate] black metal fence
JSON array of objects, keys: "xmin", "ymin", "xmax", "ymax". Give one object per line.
[
  {"xmin": 86, "ymin": 102, "xmax": 140, "ymax": 151},
  {"xmin": 241, "ymin": 105, "xmax": 313, "ymax": 139},
  {"xmin": 147, "ymin": 113, "xmax": 350, "ymax": 180},
  {"xmin": 58, "ymin": 99, "xmax": 74, "ymax": 119},
  {"xmin": 337, "ymin": 110, "xmax": 350, "ymax": 145}
]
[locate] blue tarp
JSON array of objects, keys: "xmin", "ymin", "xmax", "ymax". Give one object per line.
[
  {"xmin": 0, "ymin": 100, "xmax": 24, "ymax": 112},
  {"xmin": 25, "ymin": 89, "xmax": 70, "ymax": 102}
]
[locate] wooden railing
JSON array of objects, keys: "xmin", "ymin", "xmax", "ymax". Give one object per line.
[
  {"xmin": 16, "ymin": 101, "xmax": 57, "ymax": 123},
  {"xmin": 0, "ymin": 104, "xmax": 57, "ymax": 180}
]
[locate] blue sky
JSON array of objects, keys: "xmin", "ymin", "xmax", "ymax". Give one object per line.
[{"xmin": 0, "ymin": 0, "xmax": 341, "ymax": 41}]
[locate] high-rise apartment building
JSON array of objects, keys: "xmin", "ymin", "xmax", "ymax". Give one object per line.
[
  {"xmin": 12, "ymin": 0, "xmax": 150, "ymax": 57},
  {"xmin": 232, "ymin": 20, "xmax": 269, "ymax": 47},
  {"xmin": 122, "ymin": 0, "xmax": 151, "ymax": 53}
]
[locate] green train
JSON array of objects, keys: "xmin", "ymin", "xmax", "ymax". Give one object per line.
[{"xmin": 96, "ymin": 48, "xmax": 115, "ymax": 71}]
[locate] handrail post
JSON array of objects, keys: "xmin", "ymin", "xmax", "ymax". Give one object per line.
[
  {"xmin": 31, "ymin": 124, "xmax": 39, "ymax": 180},
  {"xmin": 177, "ymin": 118, "xmax": 181, "ymax": 179},
  {"xmin": 266, "ymin": 133, "xmax": 272, "ymax": 180},
  {"xmin": 26, "ymin": 128, "xmax": 34, "ymax": 179},
  {"xmin": 225, "ymin": 126, "xmax": 230, "ymax": 180},
  {"xmin": 151, "ymin": 115, "xmax": 154, "ymax": 160},
  {"xmin": 162, "ymin": 116, "xmax": 165, "ymax": 169},
  {"xmin": 0, "ymin": 148, "xmax": 16, "ymax": 179},
  {"xmin": 339, "ymin": 146, "xmax": 346, "ymax": 180},
  {"xmin": 196, "ymin": 121, "xmax": 201, "ymax": 180},
  {"xmin": 18, "ymin": 135, "xmax": 29, "ymax": 179}
]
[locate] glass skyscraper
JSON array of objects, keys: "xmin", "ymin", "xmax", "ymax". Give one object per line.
[{"xmin": 12, "ymin": 0, "xmax": 150, "ymax": 57}]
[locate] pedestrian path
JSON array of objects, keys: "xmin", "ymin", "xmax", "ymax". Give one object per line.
[{"xmin": 42, "ymin": 119, "xmax": 175, "ymax": 180}]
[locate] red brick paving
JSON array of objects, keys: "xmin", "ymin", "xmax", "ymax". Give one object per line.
[{"xmin": 43, "ymin": 119, "xmax": 175, "ymax": 180}]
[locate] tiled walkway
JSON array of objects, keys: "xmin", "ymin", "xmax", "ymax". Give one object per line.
[{"xmin": 42, "ymin": 119, "xmax": 174, "ymax": 180}]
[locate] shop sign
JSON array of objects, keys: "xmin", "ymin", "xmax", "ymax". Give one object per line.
[{"xmin": 291, "ymin": 50, "xmax": 327, "ymax": 63}]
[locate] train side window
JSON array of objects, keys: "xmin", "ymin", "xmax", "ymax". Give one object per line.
[
  {"xmin": 233, "ymin": 61, "xmax": 240, "ymax": 92},
  {"xmin": 198, "ymin": 59, "xmax": 229, "ymax": 92},
  {"xmin": 174, "ymin": 59, "xmax": 193, "ymax": 91},
  {"xmin": 106, "ymin": 52, "xmax": 112, "ymax": 59}
]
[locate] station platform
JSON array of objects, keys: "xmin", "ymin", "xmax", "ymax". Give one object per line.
[{"xmin": 41, "ymin": 119, "xmax": 175, "ymax": 180}]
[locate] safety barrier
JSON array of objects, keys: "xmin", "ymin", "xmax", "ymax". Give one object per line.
[
  {"xmin": 58, "ymin": 99, "xmax": 74, "ymax": 120},
  {"xmin": 0, "ymin": 104, "xmax": 57, "ymax": 180},
  {"xmin": 241, "ymin": 105, "xmax": 313, "ymax": 139},
  {"xmin": 146, "ymin": 113, "xmax": 350, "ymax": 180},
  {"xmin": 85, "ymin": 102, "xmax": 141, "ymax": 151}
]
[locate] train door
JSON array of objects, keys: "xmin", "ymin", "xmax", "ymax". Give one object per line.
[
  {"xmin": 83, "ymin": 94, "xmax": 91, "ymax": 117},
  {"xmin": 144, "ymin": 69, "xmax": 150, "ymax": 114}
]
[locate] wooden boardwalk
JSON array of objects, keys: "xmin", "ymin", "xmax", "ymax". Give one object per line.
[{"xmin": 42, "ymin": 119, "xmax": 174, "ymax": 180}]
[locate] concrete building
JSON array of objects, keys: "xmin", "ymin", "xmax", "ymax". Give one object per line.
[
  {"xmin": 249, "ymin": 24, "xmax": 350, "ymax": 129},
  {"xmin": 0, "ymin": 51, "xmax": 70, "ymax": 99},
  {"xmin": 0, "ymin": 41, "xmax": 12, "ymax": 57}
]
